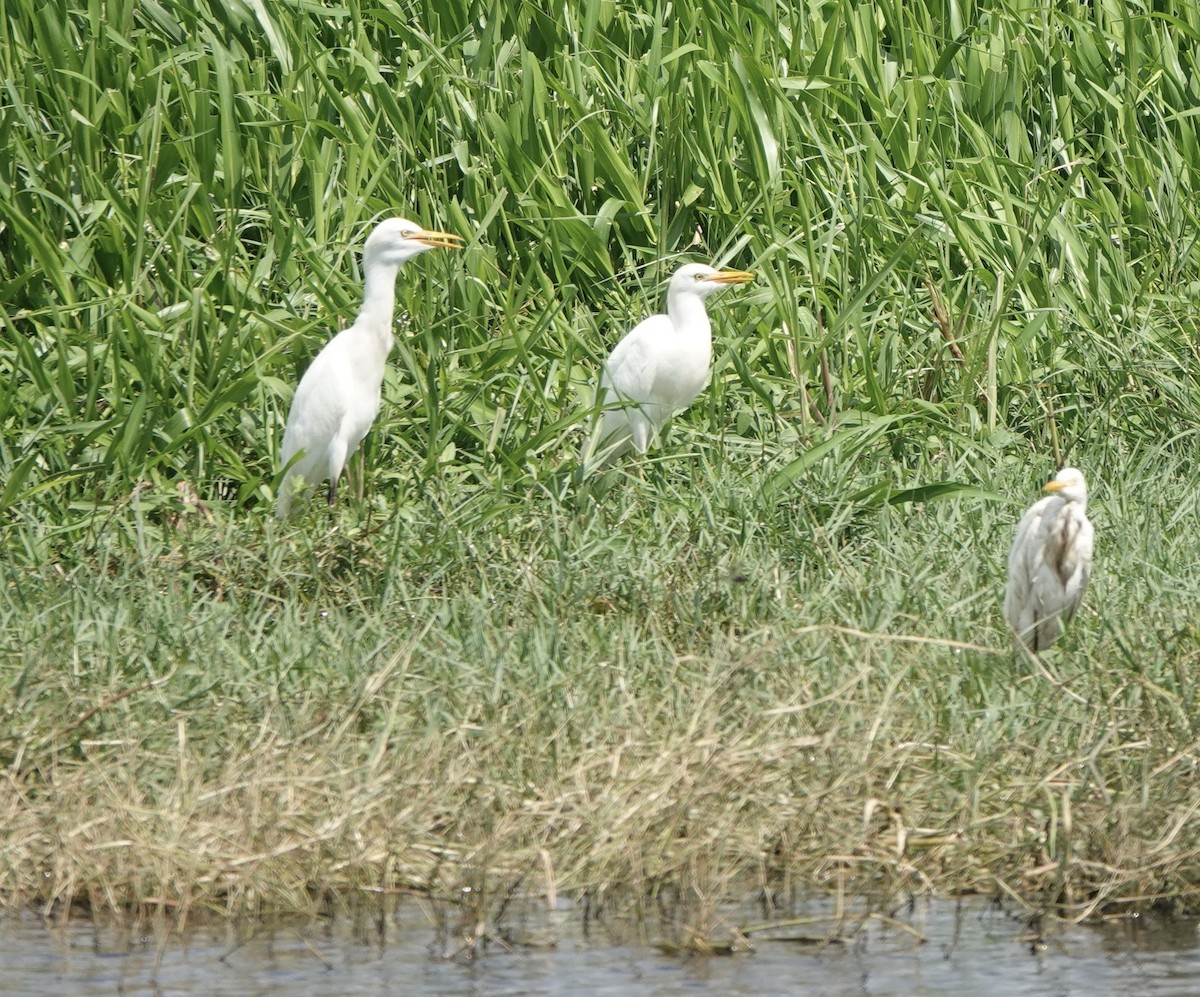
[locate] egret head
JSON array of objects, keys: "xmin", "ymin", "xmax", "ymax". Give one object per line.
[
  {"xmin": 364, "ymin": 217, "xmax": 464, "ymax": 266},
  {"xmin": 1044, "ymin": 466, "xmax": 1088, "ymax": 504},
  {"xmin": 670, "ymin": 262, "xmax": 756, "ymax": 298}
]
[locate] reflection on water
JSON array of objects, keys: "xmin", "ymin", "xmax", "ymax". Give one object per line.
[{"xmin": 3, "ymin": 898, "xmax": 1199, "ymax": 996}]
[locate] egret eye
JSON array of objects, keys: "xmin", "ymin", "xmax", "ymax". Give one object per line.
[{"xmin": 694, "ymin": 273, "xmax": 705, "ymax": 281}]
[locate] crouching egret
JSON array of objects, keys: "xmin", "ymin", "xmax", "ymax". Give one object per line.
[
  {"xmin": 1004, "ymin": 467, "xmax": 1094, "ymax": 653},
  {"xmin": 583, "ymin": 263, "xmax": 755, "ymax": 470},
  {"xmin": 275, "ymin": 218, "xmax": 463, "ymax": 518}
]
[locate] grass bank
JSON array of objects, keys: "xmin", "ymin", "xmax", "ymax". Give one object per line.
[
  {"xmin": 5, "ymin": 442, "xmax": 1200, "ymax": 928},
  {"xmin": 5, "ymin": 0, "xmax": 1200, "ymax": 928}
]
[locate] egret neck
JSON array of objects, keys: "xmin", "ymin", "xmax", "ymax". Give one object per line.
[
  {"xmin": 356, "ymin": 257, "xmax": 402, "ymax": 362},
  {"xmin": 667, "ymin": 283, "xmax": 714, "ymax": 365}
]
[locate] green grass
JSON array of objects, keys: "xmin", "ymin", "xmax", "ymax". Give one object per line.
[
  {"xmin": 5, "ymin": 449, "xmax": 1200, "ymax": 927},
  {"xmin": 5, "ymin": 0, "xmax": 1200, "ymax": 928}
]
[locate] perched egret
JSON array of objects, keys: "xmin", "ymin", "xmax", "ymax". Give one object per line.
[
  {"xmin": 275, "ymin": 218, "xmax": 463, "ymax": 518},
  {"xmin": 1004, "ymin": 467, "xmax": 1094, "ymax": 653},
  {"xmin": 583, "ymin": 263, "xmax": 755, "ymax": 469}
]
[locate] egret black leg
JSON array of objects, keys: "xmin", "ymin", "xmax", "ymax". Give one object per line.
[{"xmin": 327, "ymin": 479, "xmax": 337, "ymax": 506}]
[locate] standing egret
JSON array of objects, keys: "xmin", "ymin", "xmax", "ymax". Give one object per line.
[
  {"xmin": 583, "ymin": 263, "xmax": 755, "ymax": 470},
  {"xmin": 275, "ymin": 218, "xmax": 463, "ymax": 518},
  {"xmin": 1004, "ymin": 467, "xmax": 1094, "ymax": 653}
]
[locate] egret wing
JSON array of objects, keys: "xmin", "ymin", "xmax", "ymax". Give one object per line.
[
  {"xmin": 584, "ymin": 315, "xmax": 672, "ymax": 465},
  {"xmin": 282, "ymin": 337, "xmax": 350, "ymax": 468},
  {"xmin": 1004, "ymin": 499, "xmax": 1049, "ymax": 639},
  {"xmin": 602, "ymin": 315, "xmax": 671, "ymax": 402},
  {"xmin": 1040, "ymin": 506, "xmax": 1092, "ymax": 621},
  {"xmin": 1008, "ymin": 497, "xmax": 1075, "ymax": 649}
]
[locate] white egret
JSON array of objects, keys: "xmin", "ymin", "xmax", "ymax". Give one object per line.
[
  {"xmin": 275, "ymin": 218, "xmax": 463, "ymax": 518},
  {"xmin": 1004, "ymin": 467, "xmax": 1094, "ymax": 653},
  {"xmin": 583, "ymin": 262, "xmax": 755, "ymax": 469}
]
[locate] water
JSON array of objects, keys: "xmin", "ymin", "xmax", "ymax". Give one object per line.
[{"xmin": 3, "ymin": 898, "xmax": 1199, "ymax": 996}]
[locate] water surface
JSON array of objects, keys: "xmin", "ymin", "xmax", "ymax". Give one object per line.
[{"xmin": 3, "ymin": 898, "xmax": 1198, "ymax": 995}]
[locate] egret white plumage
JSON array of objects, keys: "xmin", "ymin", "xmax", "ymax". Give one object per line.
[
  {"xmin": 584, "ymin": 262, "xmax": 755, "ymax": 469},
  {"xmin": 275, "ymin": 217, "xmax": 463, "ymax": 519},
  {"xmin": 1004, "ymin": 467, "xmax": 1094, "ymax": 653}
]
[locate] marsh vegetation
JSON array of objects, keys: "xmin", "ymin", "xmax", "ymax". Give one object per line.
[{"xmin": 4, "ymin": 0, "xmax": 1200, "ymax": 929}]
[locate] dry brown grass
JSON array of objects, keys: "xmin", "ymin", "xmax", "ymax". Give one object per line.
[{"xmin": 6, "ymin": 620, "xmax": 1200, "ymax": 937}]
